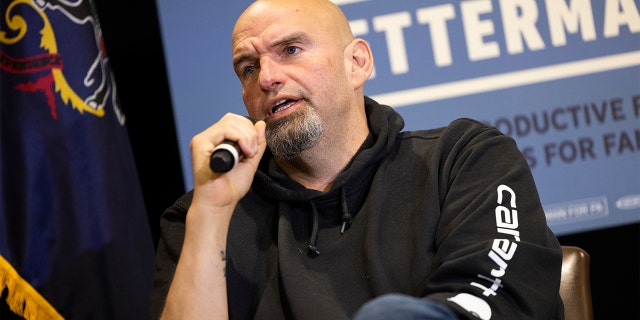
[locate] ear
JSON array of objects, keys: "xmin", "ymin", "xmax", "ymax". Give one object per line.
[{"xmin": 347, "ymin": 38, "xmax": 374, "ymax": 90}]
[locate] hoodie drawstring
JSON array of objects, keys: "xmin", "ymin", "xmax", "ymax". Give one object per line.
[
  {"xmin": 340, "ymin": 187, "xmax": 352, "ymax": 234},
  {"xmin": 306, "ymin": 187, "xmax": 352, "ymax": 257},
  {"xmin": 306, "ymin": 201, "xmax": 320, "ymax": 257}
]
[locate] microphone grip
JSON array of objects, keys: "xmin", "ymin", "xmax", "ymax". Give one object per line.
[
  {"xmin": 210, "ymin": 140, "xmax": 242, "ymax": 173},
  {"xmin": 209, "ymin": 116, "xmax": 258, "ymax": 173}
]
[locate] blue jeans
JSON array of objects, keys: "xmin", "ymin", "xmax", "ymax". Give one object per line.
[{"xmin": 352, "ymin": 294, "xmax": 459, "ymax": 320}]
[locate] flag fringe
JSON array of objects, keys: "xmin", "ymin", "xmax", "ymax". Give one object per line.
[{"xmin": 0, "ymin": 255, "xmax": 63, "ymax": 320}]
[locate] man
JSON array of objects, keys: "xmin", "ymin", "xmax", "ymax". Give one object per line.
[{"xmin": 150, "ymin": 0, "xmax": 564, "ymax": 319}]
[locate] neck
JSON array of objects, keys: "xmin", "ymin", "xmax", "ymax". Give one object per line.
[{"xmin": 276, "ymin": 117, "xmax": 369, "ymax": 192}]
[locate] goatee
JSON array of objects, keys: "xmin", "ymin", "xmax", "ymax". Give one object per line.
[{"xmin": 266, "ymin": 104, "xmax": 323, "ymax": 160}]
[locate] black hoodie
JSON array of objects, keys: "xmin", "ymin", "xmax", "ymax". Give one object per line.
[{"xmin": 151, "ymin": 97, "xmax": 564, "ymax": 320}]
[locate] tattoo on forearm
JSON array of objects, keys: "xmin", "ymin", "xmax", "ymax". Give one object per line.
[{"xmin": 220, "ymin": 250, "xmax": 227, "ymax": 277}]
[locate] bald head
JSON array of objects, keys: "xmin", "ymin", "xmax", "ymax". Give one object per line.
[
  {"xmin": 232, "ymin": 0, "xmax": 354, "ymax": 52},
  {"xmin": 229, "ymin": 0, "xmax": 374, "ymax": 172}
]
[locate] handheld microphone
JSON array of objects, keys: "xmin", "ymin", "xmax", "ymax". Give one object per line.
[
  {"xmin": 209, "ymin": 116, "xmax": 258, "ymax": 173},
  {"xmin": 210, "ymin": 140, "xmax": 242, "ymax": 173}
]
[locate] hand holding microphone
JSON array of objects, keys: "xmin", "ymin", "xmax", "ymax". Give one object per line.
[
  {"xmin": 209, "ymin": 117, "xmax": 259, "ymax": 173},
  {"xmin": 209, "ymin": 140, "xmax": 243, "ymax": 173}
]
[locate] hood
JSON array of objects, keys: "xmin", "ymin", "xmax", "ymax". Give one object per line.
[{"xmin": 250, "ymin": 96, "xmax": 404, "ymax": 256}]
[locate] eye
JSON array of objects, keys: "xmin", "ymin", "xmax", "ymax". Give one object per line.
[
  {"xmin": 285, "ymin": 46, "xmax": 300, "ymax": 55},
  {"xmin": 242, "ymin": 65, "xmax": 256, "ymax": 77}
]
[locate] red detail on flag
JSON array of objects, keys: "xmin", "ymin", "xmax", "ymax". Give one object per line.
[
  {"xmin": 14, "ymin": 74, "xmax": 58, "ymax": 119},
  {"xmin": 0, "ymin": 51, "xmax": 63, "ymax": 74}
]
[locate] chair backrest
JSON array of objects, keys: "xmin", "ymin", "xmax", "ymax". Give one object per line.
[{"xmin": 560, "ymin": 246, "xmax": 593, "ymax": 320}]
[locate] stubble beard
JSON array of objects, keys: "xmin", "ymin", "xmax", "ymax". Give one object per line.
[{"xmin": 265, "ymin": 104, "xmax": 323, "ymax": 160}]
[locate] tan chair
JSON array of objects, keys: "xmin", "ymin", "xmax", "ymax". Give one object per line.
[{"xmin": 560, "ymin": 246, "xmax": 593, "ymax": 320}]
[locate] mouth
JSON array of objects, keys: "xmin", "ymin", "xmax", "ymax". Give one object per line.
[{"xmin": 270, "ymin": 98, "xmax": 298, "ymax": 115}]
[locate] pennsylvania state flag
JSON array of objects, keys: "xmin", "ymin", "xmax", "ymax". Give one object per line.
[{"xmin": 0, "ymin": 0, "xmax": 155, "ymax": 319}]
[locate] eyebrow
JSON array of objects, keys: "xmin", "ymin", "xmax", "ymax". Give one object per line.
[
  {"xmin": 269, "ymin": 31, "xmax": 308, "ymax": 50},
  {"xmin": 233, "ymin": 31, "xmax": 309, "ymax": 71}
]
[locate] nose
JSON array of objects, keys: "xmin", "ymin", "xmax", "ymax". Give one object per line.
[{"xmin": 258, "ymin": 56, "xmax": 283, "ymax": 91}]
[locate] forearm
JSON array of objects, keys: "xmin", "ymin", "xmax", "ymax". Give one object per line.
[
  {"xmin": 159, "ymin": 115, "xmax": 265, "ymax": 318},
  {"xmin": 160, "ymin": 204, "xmax": 235, "ymax": 320}
]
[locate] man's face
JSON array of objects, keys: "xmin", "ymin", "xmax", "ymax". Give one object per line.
[
  {"xmin": 231, "ymin": 0, "xmax": 355, "ymax": 159},
  {"xmin": 231, "ymin": 1, "xmax": 352, "ymax": 126}
]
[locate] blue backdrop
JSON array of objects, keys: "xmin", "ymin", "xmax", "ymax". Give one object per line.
[{"xmin": 155, "ymin": 0, "xmax": 640, "ymax": 236}]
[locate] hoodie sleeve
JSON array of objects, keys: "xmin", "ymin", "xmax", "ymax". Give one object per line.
[
  {"xmin": 149, "ymin": 191, "xmax": 192, "ymax": 320},
  {"xmin": 424, "ymin": 118, "xmax": 564, "ymax": 320}
]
